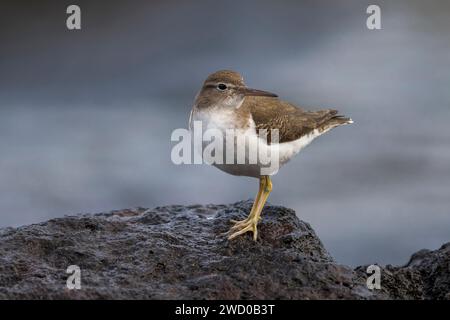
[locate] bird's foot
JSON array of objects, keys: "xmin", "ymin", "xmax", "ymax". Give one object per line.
[
  {"xmin": 226, "ymin": 176, "xmax": 272, "ymax": 242},
  {"xmin": 227, "ymin": 217, "xmax": 259, "ymax": 241}
]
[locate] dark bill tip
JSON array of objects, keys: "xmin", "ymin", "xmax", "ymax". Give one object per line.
[{"xmin": 241, "ymin": 87, "xmax": 278, "ymax": 98}]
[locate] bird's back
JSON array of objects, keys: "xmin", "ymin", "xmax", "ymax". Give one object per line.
[{"xmin": 240, "ymin": 96, "xmax": 352, "ymax": 144}]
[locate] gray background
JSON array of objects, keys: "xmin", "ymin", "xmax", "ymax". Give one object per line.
[{"xmin": 1, "ymin": 0, "xmax": 449, "ymax": 266}]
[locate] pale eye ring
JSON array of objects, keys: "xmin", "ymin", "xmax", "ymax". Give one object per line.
[{"xmin": 217, "ymin": 83, "xmax": 227, "ymax": 91}]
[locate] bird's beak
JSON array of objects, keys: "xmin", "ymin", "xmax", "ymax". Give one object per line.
[{"xmin": 240, "ymin": 87, "xmax": 278, "ymax": 98}]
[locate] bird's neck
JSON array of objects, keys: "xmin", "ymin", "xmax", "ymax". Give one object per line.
[{"xmin": 191, "ymin": 102, "xmax": 251, "ymax": 132}]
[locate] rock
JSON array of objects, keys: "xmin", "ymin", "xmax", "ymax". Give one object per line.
[
  {"xmin": 0, "ymin": 200, "xmax": 448, "ymax": 299},
  {"xmin": 355, "ymin": 243, "xmax": 450, "ymax": 300}
]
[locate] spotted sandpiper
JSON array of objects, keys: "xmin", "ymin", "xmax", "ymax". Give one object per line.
[{"xmin": 189, "ymin": 70, "xmax": 352, "ymax": 241}]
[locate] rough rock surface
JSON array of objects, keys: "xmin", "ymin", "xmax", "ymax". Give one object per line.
[{"xmin": 0, "ymin": 200, "xmax": 448, "ymax": 299}]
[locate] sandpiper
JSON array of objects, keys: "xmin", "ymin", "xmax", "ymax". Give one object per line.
[{"xmin": 189, "ymin": 70, "xmax": 352, "ymax": 241}]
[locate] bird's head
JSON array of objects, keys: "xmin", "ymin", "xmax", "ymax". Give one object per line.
[{"xmin": 195, "ymin": 70, "xmax": 277, "ymax": 110}]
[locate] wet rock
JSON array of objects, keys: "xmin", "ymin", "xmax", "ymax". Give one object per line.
[{"xmin": 0, "ymin": 201, "xmax": 448, "ymax": 299}]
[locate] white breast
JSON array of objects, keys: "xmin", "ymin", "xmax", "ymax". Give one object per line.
[
  {"xmin": 190, "ymin": 108, "xmax": 324, "ymax": 177},
  {"xmin": 191, "ymin": 107, "xmax": 238, "ymax": 132}
]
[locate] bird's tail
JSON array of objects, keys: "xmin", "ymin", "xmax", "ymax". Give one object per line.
[{"xmin": 318, "ymin": 113, "xmax": 353, "ymax": 134}]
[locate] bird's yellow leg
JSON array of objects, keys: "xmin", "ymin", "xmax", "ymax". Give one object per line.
[
  {"xmin": 228, "ymin": 176, "xmax": 272, "ymax": 241},
  {"xmin": 229, "ymin": 179, "xmax": 263, "ymax": 226}
]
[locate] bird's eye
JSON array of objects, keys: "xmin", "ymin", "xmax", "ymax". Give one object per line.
[{"xmin": 217, "ymin": 83, "xmax": 227, "ymax": 91}]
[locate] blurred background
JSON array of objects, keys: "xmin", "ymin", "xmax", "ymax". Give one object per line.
[{"xmin": 1, "ymin": 0, "xmax": 449, "ymax": 266}]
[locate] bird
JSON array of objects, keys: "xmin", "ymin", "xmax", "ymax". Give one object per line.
[{"xmin": 189, "ymin": 70, "xmax": 352, "ymax": 241}]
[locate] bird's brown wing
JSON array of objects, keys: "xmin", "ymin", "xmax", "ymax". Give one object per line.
[{"xmin": 241, "ymin": 96, "xmax": 351, "ymax": 144}]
